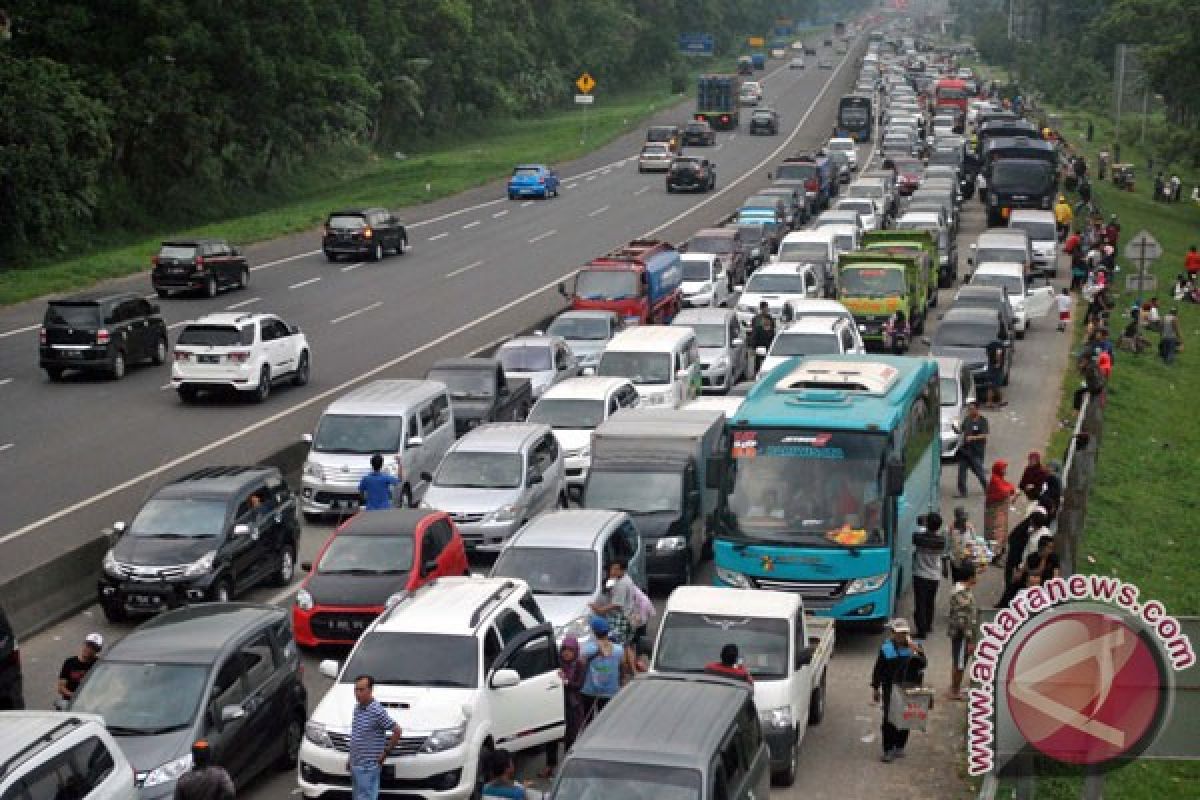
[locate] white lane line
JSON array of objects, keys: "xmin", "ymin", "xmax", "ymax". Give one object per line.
[
  {"xmin": 528, "ymin": 230, "xmax": 557, "ymax": 244},
  {"xmin": 634, "ymin": 186, "xmax": 650, "ymax": 196},
  {"xmin": 340, "ymin": 262, "xmax": 362, "ymax": 273},
  {"xmin": 406, "ymin": 198, "xmax": 505, "ymax": 229},
  {"xmin": 566, "ymin": 183, "xmax": 579, "ymax": 190},
  {"xmin": 466, "ymin": 333, "xmax": 519, "ymax": 358},
  {"xmin": 225, "ymin": 296, "xmax": 261, "ymax": 310},
  {"xmin": 521, "ymin": 201, "xmax": 535, "ymax": 208},
  {"xmin": 0, "ymin": 443, "xmax": 13, "ymax": 454},
  {"xmin": 160, "ymin": 383, "xmax": 172, "ymax": 391},
  {"xmin": 251, "ymin": 250, "xmax": 320, "ymax": 272},
  {"xmin": 289, "ymin": 276, "xmax": 321, "ymax": 290},
  {"xmin": 446, "ymin": 260, "xmax": 484, "ymax": 278},
  {"xmin": 601, "ymin": 169, "xmax": 611, "ymax": 175},
  {"xmin": 0, "ymin": 323, "xmax": 38, "ymax": 340},
  {"xmin": 585, "ymin": 175, "xmax": 597, "ymax": 182},
  {"xmin": 167, "ymin": 321, "xmax": 187, "ymax": 331},
  {"xmin": 330, "ymin": 301, "xmax": 383, "ymax": 325},
  {"xmin": 588, "ymin": 206, "xmax": 610, "ymax": 217},
  {"xmin": 462, "ymin": 220, "xmax": 481, "ymax": 229},
  {"xmin": 428, "ymin": 232, "xmax": 449, "ymax": 242},
  {"xmin": 0, "ymin": 378, "xmax": 12, "ymax": 387},
  {"xmin": 0, "ymin": 271, "xmax": 583, "ymax": 547},
  {"xmin": 492, "ymin": 210, "xmax": 509, "ymax": 218}
]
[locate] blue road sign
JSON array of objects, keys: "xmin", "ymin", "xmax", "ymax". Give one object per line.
[{"xmin": 678, "ymin": 32, "xmax": 715, "ymax": 56}]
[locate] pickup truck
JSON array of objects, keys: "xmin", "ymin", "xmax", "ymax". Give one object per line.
[
  {"xmin": 651, "ymin": 586, "xmax": 834, "ymax": 786},
  {"xmin": 425, "ymin": 358, "xmax": 532, "ymax": 436}
]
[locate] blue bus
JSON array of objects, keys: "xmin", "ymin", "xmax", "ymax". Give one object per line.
[
  {"xmin": 836, "ymin": 95, "xmax": 874, "ymax": 142},
  {"xmin": 710, "ymin": 355, "xmax": 940, "ymax": 624}
]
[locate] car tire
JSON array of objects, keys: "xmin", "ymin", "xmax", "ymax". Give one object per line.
[
  {"xmin": 370, "ymin": 242, "xmax": 384, "ymax": 262},
  {"xmin": 772, "ymin": 731, "xmax": 799, "ymax": 787},
  {"xmin": 277, "ymin": 712, "xmax": 304, "ymax": 770},
  {"xmin": 396, "ymin": 237, "xmax": 408, "ymax": 256},
  {"xmin": 237, "ymin": 266, "xmax": 249, "ymax": 290},
  {"xmin": 156, "ymin": 288, "xmax": 170, "ymax": 298},
  {"xmin": 809, "ymin": 671, "xmax": 827, "ymax": 725},
  {"xmin": 324, "ymin": 251, "xmax": 337, "ymax": 262},
  {"xmin": 558, "ymin": 491, "xmax": 570, "ymax": 509},
  {"xmin": 254, "ymin": 365, "xmax": 271, "ymax": 403},
  {"xmin": 101, "ymin": 600, "xmax": 126, "ymax": 624},
  {"xmin": 399, "ymin": 485, "xmax": 414, "ymax": 509},
  {"xmin": 110, "ymin": 351, "xmax": 126, "ymax": 380},
  {"xmin": 292, "ymin": 350, "xmax": 310, "ymax": 387},
  {"xmin": 205, "ymin": 273, "xmax": 218, "ymax": 298},
  {"xmin": 272, "ymin": 544, "xmax": 296, "ymax": 587},
  {"xmin": 177, "ymin": 385, "xmax": 198, "ymax": 404},
  {"xmin": 151, "ymin": 336, "xmax": 167, "ymax": 366},
  {"xmin": 210, "ymin": 579, "xmax": 232, "ymax": 604},
  {"xmin": 45, "ymin": 367, "xmax": 64, "ymax": 382}
]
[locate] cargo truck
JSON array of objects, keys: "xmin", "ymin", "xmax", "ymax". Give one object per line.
[
  {"xmin": 751, "ymin": 52, "xmax": 767, "ymax": 70},
  {"xmin": 836, "ymin": 251, "xmax": 928, "ymax": 348},
  {"xmin": 559, "ymin": 239, "xmax": 683, "ymax": 326},
  {"xmin": 696, "ymin": 74, "xmax": 741, "ymax": 130}
]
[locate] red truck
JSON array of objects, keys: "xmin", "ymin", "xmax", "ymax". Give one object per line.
[{"xmin": 558, "ymin": 239, "xmax": 684, "ymax": 325}]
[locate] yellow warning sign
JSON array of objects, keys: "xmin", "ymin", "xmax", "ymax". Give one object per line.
[{"xmin": 575, "ymin": 72, "xmax": 596, "ymax": 94}]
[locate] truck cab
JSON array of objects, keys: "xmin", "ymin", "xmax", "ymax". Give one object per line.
[
  {"xmin": 560, "ymin": 239, "xmax": 683, "ymax": 326},
  {"xmin": 836, "ymin": 252, "xmax": 928, "ymax": 346}
]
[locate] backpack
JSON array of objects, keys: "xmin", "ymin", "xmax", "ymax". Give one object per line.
[
  {"xmin": 947, "ymin": 586, "xmax": 976, "ymax": 639},
  {"xmin": 628, "ymin": 582, "xmax": 656, "ymax": 629}
]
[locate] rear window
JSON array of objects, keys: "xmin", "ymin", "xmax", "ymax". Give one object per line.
[
  {"xmin": 158, "ymin": 245, "xmax": 197, "ymax": 260},
  {"xmin": 177, "ymin": 324, "xmax": 254, "ymax": 347},
  {"xmin": 45, "ymin": 303, "xmax": 102, "ymax": 327},
  {"xmin": 646, "ymin": 128, "xmax": 675, "ymax": 141},
  {"xmin": 512, "ymin": 167, "xmax": 540, "ymax": 177},
  {"xmin": 327, "ymin": 215, "xmax": 366, "ymax": 229}
]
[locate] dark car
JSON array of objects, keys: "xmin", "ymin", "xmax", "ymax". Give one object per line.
[
  {"xmin": 748, "ymin": 107, "xmax": 780, "ymax": 135},
  {"xmin": 951, "ymin": 285, "xmax": 1017, "ymax": 334},
  {"xmin": 98, "ymin": 466, "xmax": 301, "ymax": 622},
  {"xmin": 733, "ymin": 223, "xmax": 770, "ymax": 271},
  {"xmin": 930, "ymin": 307, "xmax": 1013, "ymax": 388},
  {"xmin": 683, "ymin": 119, "xmax": 717, "ymax": 146},
  {"xmin": 666, "ymin": 157, "xmax": 716, "ymax": 193},
  {"xmin": 71, "ymin": 604, "xmax": 306, "ymax": 799},
  {"xmin": 321, "ymin": 207, "xmax": 408, "ymax": 263},
  {"xmin": 39, "ymin": 292, "xmax": 168, "ymax": 381},
  {"xmin": 0, "ymin": 602, "xmax": 22, "ymax": 710},
  {"xmin": 645, "ymin": 125, "xmax": 682, "ymax": 154},
  {"xmin": 292, "ymin": 509, "xmax": 470, "ymax": 647},
  {"xmin": 152, "ymin": 239, "xmax": 249, "ymax": 298},
  {"xmin": 683, "ymin": 228, "xmax": 747, "ymax": 287}
]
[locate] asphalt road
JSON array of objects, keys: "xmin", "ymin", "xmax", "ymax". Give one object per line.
[{"xmin": 0, "ymin": 45, "xmax": 866, "ymax": 586}]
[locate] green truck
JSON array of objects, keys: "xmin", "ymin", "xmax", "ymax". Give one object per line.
[
  {"xmin": 860, "ymin": 230, "xmax": 938, "ymax": 307},
  {"xmin": 835, "ymin": 251, "xmax": 929, "ymax": 348}
]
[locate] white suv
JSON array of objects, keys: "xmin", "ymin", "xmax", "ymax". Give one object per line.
[
  {"xmin": 171, "ymin": 312, "xmax": 310, "ymax": 403},
  {"xmin": 0, "ymin": 712, "xmax": 136, "ymax": 800},
  {"xmin": 300, "ymin": 577, "xmax": 563, "ymax": 800}
]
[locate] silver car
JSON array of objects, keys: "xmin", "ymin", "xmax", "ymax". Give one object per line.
[
  {"xmin": 638, "ymin": 143, "xmax": 674, "ymax": 172},
  {"xmin": 671, "ymin": 307, "xmax": 751, "ymax": 394},
  {"xmin": 496, "ymin": 334, "xmax": 578, "ymax": 399},
  {"xmin": 935, "ymin": 356, "xmax": 975, "ymax": 458},
  {"xmin": 544, "ymin": 310, "xmax": 625, "ymax": 371}
]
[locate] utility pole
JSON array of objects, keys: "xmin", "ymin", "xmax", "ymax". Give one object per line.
[{"xmin": 1114, "ymin": 44, "xmax": 1126, "ymax": 148}]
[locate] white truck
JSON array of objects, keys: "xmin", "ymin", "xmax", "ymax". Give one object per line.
[{"xmin": 650, "ymin": 586, "xmax": 834, "ymax": 787}]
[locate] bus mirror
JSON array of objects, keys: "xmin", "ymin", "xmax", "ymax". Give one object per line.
[
  {"xmin": 705, "ymin": 457, "xmax": 723, "ymax": 489},
  {"xmin": 885, "ymin": 460, "xmax": 905, "ymax": 496}
]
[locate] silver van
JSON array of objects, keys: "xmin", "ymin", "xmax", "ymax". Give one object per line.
[
  {"xmin": 420, "ymin": 423, "xmax": 567, "ymax": 552},
  {"xmin": 935, "ymin": 356, "xmax": 976, "ymax": 459},
  {"xmin": 301, "ymin": 380, "xmax": 455, "ymax": 516}
]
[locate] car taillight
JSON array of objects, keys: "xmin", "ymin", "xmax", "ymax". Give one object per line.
[
  {"xmin": 322, "ymin": 225, "xmax": 330, "ymax": 237},
  {"xmin": 194, "ymin": 255, "xmax": 204, "ymax": 267},
  {"xmin": 39, "ymin": 328, "xmax": 46, "ymax": 345},
  {"xmin": 96, "ymin": 329, "xmax": 110, "ymax": 345},
  {"xmin": 1, "ymin": 648, "xmax": 18, "ymax": 670},
  {"xmin": 538, "ymin": 176, "xmax": 545, "ymax": 184},
  {"xmin": 720, "ymin": 115, "xmax": 729, "ymax": 123},
  {"xmin": 174, "ymin": 351, "xmax": 191, "ymax": 362},
  {"xmin": 362, "ymin": 227, "xmax": 374, "ymax": 239},
  {"xmin": 805, "ymin": 179, "xmax": 818, "ymax": 191},
  {"xmin": 151, "ymin": 256, "xmax": 159, "ymax": 267},
  {"xmin": 227, "ymin": 351, "xmax": 251, "ymax": 363}
]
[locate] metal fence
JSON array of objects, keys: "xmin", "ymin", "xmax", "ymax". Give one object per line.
[{"xmin": 1053, "ymin": 390, "xmax": 1105, "ymax": 578}]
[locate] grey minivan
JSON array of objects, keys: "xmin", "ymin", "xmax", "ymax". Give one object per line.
[{"xmin": 547, "ymin": 673, "xmax": 771, "ymax": 800}]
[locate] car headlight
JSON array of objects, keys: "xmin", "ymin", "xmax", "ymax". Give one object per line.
[
  {"xmin": 845, "ymin": 573, "xmax": 890, "ymax": 595},
  {"xmin": 759, "ymin": 705, "xmax": 793, "ymax": 729},
  {"xmin": 489, "ymin": 504, "xmax": 521, "ymax": 523},
  {"xmin": 655, "ymin": 536, "xmax": 687, "ymax": 552},
  {"xmin": 142, "ymin": 754, "xmax": 193, "ymax": 788},
  {"xmin": 304, "ymin": 720, "xmax": 334, "ymax": 749},
  {"xmin": 183, "ymin": 550, "xmax": 217, "ymax": 578},
  {"xmin": 557, "ymin": 615, "xmax": 592, "ymax": 640},
  {"xmin": 102, "ymin": 549, "xmax": 121, "ymax": 577},
  {"xmin": 716, "ymin": 566, "xmax": 754, "ymax": 588},
  {"xmin": 751, "ymin": 247, "xmax": 762, "ymax": 258},
  {"xmin": 421, "ymin": 722, "xmax": 468, "ymax": 753},
  {"xmin": 296, "ymin": 588, "xmax": 314, "ymax": 611},
  {"xmin": 303, "ymin": 461, "xmax": 325, "ymax": 482}
]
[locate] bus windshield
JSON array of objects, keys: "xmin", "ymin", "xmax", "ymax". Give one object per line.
[{"xmin": 719, "ymin": 428, "xmax": 887, "ymax": 546}]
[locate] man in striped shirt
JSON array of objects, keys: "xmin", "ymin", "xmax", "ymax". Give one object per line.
[{"xmin": 349, "ymin": 675, "xmax": 403, "ymax": 800}]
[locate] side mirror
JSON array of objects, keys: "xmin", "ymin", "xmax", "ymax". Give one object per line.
[
  {"xmin": 557, "ymin": 281, "xmax": 569, "ymax": 298},
  {"xmin": 491, "ymin": 668, "xmax": 521, "ymax": 689},
  {"xmin": 796, "ymin": 645, "xmax": 815, "ymax": 669},
  {"xmin": 528, "ymin": 472, "xmax": 544, "ymax": 486},
  {"xmin": 302, "ymin": 433, "xmax": 313, "ymax": 444},
  {"xmin": 221, "ymin": 705, "xmax": 246, "ymax": 723},
  {"xmin": 406, "ymin": 435, "xmax": 424, "ymax": 449},
  {"xmin": 233, "ymin": 523, "xmax": 252, "ymax": 537},
  {"xmin": 420, "ymin": 471, "xmax": 433, "ymax": 483},
  {"xmin": 422, "ymin": 559, "xmax": 439, "ymax": 575},
  {"xmin": 318, "ymin": 659, "xmax": 340, "ymax": 680},
  {"xmin": 885, "ymin": 459, "xmax": 905, "ymax": 496},
  {"xmin": 732, "ymin": 338, "xmax": 744, "ymax": 347},
  {"xmin": 301, "ymin": 561, "xmax": 313, "ymax": 572},
  {"xmin": 112, "ymin": 521, "xmax": 127, "ymax": 534}
]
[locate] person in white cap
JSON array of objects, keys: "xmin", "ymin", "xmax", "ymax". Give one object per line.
[
  {"xmin": 870, "ymin": 619, "xmax": 926, "ymax": 762},
  {"xmin": 57, "ymin": 633, "xmax": 102, "ymax": 705}
]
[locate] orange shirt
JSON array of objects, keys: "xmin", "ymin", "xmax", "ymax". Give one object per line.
[{"xmin": 1185, "ymin": 251, "xmax": 1200, "ymax": 274}]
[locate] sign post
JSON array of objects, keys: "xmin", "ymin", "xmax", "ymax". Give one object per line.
[
  {"xmin": 677, "ymin": 32, "xmax": 715, "ymax": 56},
  {"xmin": 575, "ymin": 72, "xmax": 596, "ymax": 144},
  {"xmin": 1123, "ymin": 229, "xmax": 1162, "ymax": 303}
]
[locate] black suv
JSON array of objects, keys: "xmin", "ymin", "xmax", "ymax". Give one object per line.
[
  {"xmin": 322, "ymin": 208, "xmax": 408, "ymax": 263},
  {"xmin": 71, "ymin": 604, "xmax": 306, "ymax": 798},
  {"xmin": 666, "ymin": 157, "xmax": 716, "ymax": 193},
  {"xmin": 98, "ymin": 466, "xmax": 301, "ymax": 622},
  {"xmin": 39, "ymin": 292, "xmax": 168, "ymax": 381},
  {"xmin": 0, "ymin": 601, "xmax": 23, "ymax": 710},
  {"xmin": 152, "ymin": 239, "xmax": 250, "ymax": 298},
  {"xmin": 748, "ymin": 108, "xmax": 780, "ymax": 135},
  {"xmin": 682, "ymin": 120, "xmax": 716, "ymax": 146}
]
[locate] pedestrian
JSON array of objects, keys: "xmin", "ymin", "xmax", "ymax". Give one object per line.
[
  {"xmin": 348, "ymin": 675, "xmax": 403, "ymax": 800},
  {"xmin": 1105, "ymin": 215, "xmax": 1121, "ymax": 248},
  {"xmin": 358, "ymin": 454, "xmax": 399, "ymax": 511},
  {"xmin": 1072, "ymin": 351, "xmax": 1106, "ymax": 409},
  {"xmin": 1000, "ymin": 508, "xmax": 1039, "ymax": 588},
  {"xmin": 174, "ymin": 740, "xmax": 234, "ymax": 800},
  {"xmin": 1144, "ymin": 299, "xmax": 1162, "ymax": 333},
  {"xmin": 588, "ymin": 559, "xmax": 641, "ymax": 680},
  {"xmin": 1159, "ymin": 307, "xmax": 1183, "ymax": 364},
  {"xmin": 1086, "ymin": 119, "xmax": 1094, "ymax": 142},
  {"xmin": 1053, "ymin": 195, "xmax": 1073, "ymax": 241},
  {"xmin": 540, "ymin": 635, "xmax": 586, "ymax": 779},
  {"xmin": 983, "ymin": 460, "xmax": 1016, "ymax": 557},
  {"xmin": 1018, "ymin": 452, "xmax": 1050, "ymax": 498},
  {"xmin": 1077, "ymin": 177, "xmax": 1092, "ymax": 210},
  {"xmin": 946, "ymin": 562, "xmax": 978, "ymax": 701},
  {"xmin": 871, "ymin": 619, "xmax": 926, "ymax": 763},
  {"xmin": 1096, "ymin": 347, "xmax": 1112, "ymax": 381},
  {"xmin": 750, "ymin": 301, "xmax": 776, "ymax": 374},
  {"xmin": 1056, "ymin": 288, "xmax": 1072, "ymax": 332},
  {"xmin": 1040, "ymin": 461, "xmax": 1063, "ymax": 524},
  {"xmin": 482, "ymin": 749, "xmax": 537, "ymax": 799},
  {"xmin": 704, "ymin": 643, "xmax": 754, "ymax": 683},
  {"xmin": 1154, "ymin": 172, "xmax": 1164, "ymax": 202},
  {"xmin": 1185, "ymin": 246, "xmax": 1200, "ymax": 283},
  {"xmin": 999, "ymin": 512, "xmax": 1052, "ymax": 606},
  {"xmin": 948, "ymin": 506, "xmax": 983, "ymax": 570},
  {"xmin": 956, "ymin": 402, "xmax": 989, "ymax": 497},
  {"xmin": 580, "ymin": 617, "xmax": 624, "ymax": 723},
  {"xmin": 911, "ymin": 512, "xmax": 946, "ymax": 642},
  {"xmin": 1171, "ymin": 174, "xmax": 1183, "ymax": 203},
  {"xmin": 57, "ymin": 632, "xmax": 102, "ymax": 708}
]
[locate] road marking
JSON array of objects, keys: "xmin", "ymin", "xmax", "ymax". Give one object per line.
[
  {"xmin": 585, "ymin": 175, "xmax": 597, "ymax": 182},
  {"xmin": 446, "ymin": 260, "xmax": 484, "ymax": 278},
  {"xmin": 225, "ymin": 296, "xmax": 261, "ymax": 310},
  {"xmin": 462, "ymin": 220, "xmax": 480, "ymax": 229},
  {"xmin": 289, "ymin": 277, "xmax": 321, "ymax": 290},
  {"xmin": 0, "ymin": 271, "xmax": 583, "ymax": 547},
  {"xmin": 406, "ymin": 198, "xmax": 505, "ymax": 229},
  {"xmin": 428, "ymin": 232, "xmax": 449, "ymax": 241},
  {"xmin": 492, "ymin": 210, "xmax": 509, "ymax": 218},
  {"xmin": 566, "ymin": 183, "xmax": 579, "ymax": 190},
  {"xmin": 330, "ymin": 301, "xmax": 383, "ymax": 325},
  {"xmin": 0, "ymin": 378, "xmax": 11, "ymax": 387},
  {"xmin": 601, "ymin": 169, "xmax": 611, "ymax": 175},
  {"xmin": 0, "ymin": 323, "xmax": 38, "ymax": 340},
  {"xmin": 588, "ymin": 206, "xmax": 610, "ymax": 217},
  {"xmin": 528, "ymin": 230, "xmax": 557, "ymax": 244},
  {"xmin": 160, "ymin": 383, "xmax": 172, "ymax": 391},
  {"xmin": 340, "ymin": 262, "xmax": 362, "ymax": 273},
  {"xmin": 251, "ymin": 250, "xmax": 320, "ymax": 272},
  {"xmin": 0, "ymin": 443, "xmax": 13, "ymax": 453},
  {"xmin": 633, "ymin": 186, "xmax": 650, "ymax": 196},
  {"xmin": 466, "ymin": 333, "xmax": 519, "ymax": 358},
  {"xmin": 521, "ymin": 201, "xmax": 535, "ymax": 208}
]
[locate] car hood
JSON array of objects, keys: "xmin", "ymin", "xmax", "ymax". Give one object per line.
[
  {"xmin": 504, "ymin": 368, "xmax": 555, "ymax": 397},
  {"xmin": 448, "ymin": 398, "xmax": 494, "ymax": 420},
  {"xmin": 682, "ymin": 279, "xmax": 716, "ymax": 293},
  {"xmin": 624, "ymin": 509, "xmax": 682, "ymax": 540},
  {"xmin": 305, "ymin": 570, "xmax": 411, "ymax": 607},
  {"xmin": 535, "ymin": 592, "xmax": 600, "ymax": 630},
  {"xmin": 423, "ymin": 486, "xmax": 521, "ymax": 514},
  {"xmin": 564, "ymin": 340, "xmax": 605, "ymax": 362},
  {"xmin": 110, "ymin": 727, "xmax": 193, "ymax": 775},
  {"xmin": 315, "ymin": 684, "xmax": 476, "ymax": 735},
  {"xmin": 112, "ymin": 535, "xmax": 216, "ymax": 566},
  {"xmin": 552, "ymin": 428, "xmax": 593, "ymax": 452},
  {"xmin": 698, "ymin": 346, "xmax": 731, "ymax": 364},
  {"xmin": 931, "ymin": 344, "xmax": 987, "ymax": 369}
]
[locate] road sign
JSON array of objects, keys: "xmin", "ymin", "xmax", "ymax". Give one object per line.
[
  {"xmin": 575, "ymin": 72, "xmax": 595, "ymax": 94},
  {"xmin": 574, "ymin": 94, "xmax": 594, "ymax": 105},
  {"xmin": 1123, "ymin": 229, "xmax": 1162, "ymax": 262},
  {"xmin": 747, "ymin": 36, "xmax": 766, "ymax": 47},
  {"xmin": 678, "ymin": 32, "xmax": 715, "ymax": 56}
]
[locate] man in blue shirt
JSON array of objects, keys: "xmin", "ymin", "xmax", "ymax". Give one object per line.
[
  {"xmin": 348, "ymin": 675, "xmax": 403, "ymax": 800},
  {"xmin": 358, "ymin": 454, "xmax": 399, "ymax": 511}
]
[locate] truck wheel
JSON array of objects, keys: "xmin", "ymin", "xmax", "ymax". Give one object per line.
[
  {"xmin": 772, "ymin": 732, "xmax": 799, "ymax": 787},
  {"xmin": 809, "ymin": 671, "xmax": 827, "ymax": 725}
]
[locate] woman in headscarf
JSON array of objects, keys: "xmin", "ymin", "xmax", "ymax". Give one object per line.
[
  {"xmin": 1018, "ymin": 452, "xmax": 1049, "ymax": 498},
  {"xmin": 984, "ymin": 460, "xmax": 1017, "ymax": 558},
  {"xmin": 540, "ymin": 635, "xmax": 587, "ymax": 778}
]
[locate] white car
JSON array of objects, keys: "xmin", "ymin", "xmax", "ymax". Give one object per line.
[
  {"xmin": 526, "ymin": 376, "xmax": 639, "ymax": 488},
  {"xmin": 301, "ymin": 578, "xmax": 563, "ymax": 800},
  {"xmin": 826, "ymin": 137, "xmax": 858, "ymax": 170},
  {"xmin": 835, "ymin": 196, "xmax": 881, "ymax": 232},
  {"xmin": 789, "ymin": 56, "xmax": 806, "ymax": 69},
  {"xmin": 968, "ymin": 262, "xmax": 1055, "ymax": 336},
  {"xmin": 740, "ymin": 81, "xmax": 764, "ymax": 105},
  {"xmin": 736, "ymin": 262, "xmax": 822, "ymax": 327},
  {"xmin": 171, "ymin": 312, "xmax": 310, "ymax": 403},
  {"xmin": 496, "ymin": 334, "xmax": 578, "ymax": 399},
  {"xmin": 680, "ymin": 253, "xmax": 731, "ymax": 308},
  {"xmin": 637, "ymin": 143, "xmax": 674, "ymax": 172},
  {"xmin": 758, "ymin": 315, "xmax": 866, "ymax": 374},
  {"xmin": 0, "ymin": 712, "xmax": 137, "ymax": 800}
]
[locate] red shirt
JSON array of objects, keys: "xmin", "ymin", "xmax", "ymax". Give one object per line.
[
  {"xmin": 704, "ymin": 663, "xmax": 754, "ymax": 683},
  {"xmin": 1097, "ymin": 351, "xmax": 1112, "ymax": 379},
  {"xmin": 1105, "ymin": 224, "xmax": 1120, "ymax": 245},
  {"xmin": 1185, "ymin": 251, "xmax": 1200, "ymax": 275}
]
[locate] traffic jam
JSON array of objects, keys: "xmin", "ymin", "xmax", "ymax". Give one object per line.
[{"xmin": 0, "ymin": 13, "xmax": 1072, "ymax": 800}]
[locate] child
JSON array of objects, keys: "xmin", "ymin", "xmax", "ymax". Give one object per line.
[
  {"xmin": 1056, "ymin": 288, "xmax": 1072, "ymax": 332},
  {"xmin": 482, "ymin": 748, "xmax": 541, "ymax": 799},
  {"xmin": 946, "ymin": 563, "xmax": 979, "ymax": 701}
]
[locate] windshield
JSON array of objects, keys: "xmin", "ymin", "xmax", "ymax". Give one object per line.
[
  {"xmin": 427, "ymin": 369, "xmax": 493, "ymax": 398},
  {"xmin": 528, "ymin": 398, "xmax": 605, "ymax": 430},
  {"xmin": 838, "ymin": 200, "xmax": 873, "ymax": 216},
  {"xmin": 992, "ymin": 162, "xmax": 1054, "ymax": 190},
  {"xmin": 655, "ymin": 613, "xmax": 789, "ymax": 679},
  {"xmin": 492, "ymin": 547, "xmax": 597, "ymax": 595},
  {"xmin": 130, "ymin": 498, "xmax": 226, "ymax": 538},
  {"xmin": 498, "ymin": 344, "xmax": 552, "ymax": 372},
  {"xmin": 575, "ymin": 270, "xmax": 639, "ymax": 301},
  {"xmin": 774, "ymin": 163, "xmax": 817, "ymax": 182},
  {"xmin": 736, "ymin": 226, "xmax": 764, "ymax": 245},
  {"xmin": 177, "ymin": 324, "xmax": 253, "ymax": 347},
  {"xmin": 778, "ymin": 241, "xmax": 829, "ymax": 263},
  {"xmin": 341, "ymin": 633, "xmax": 477, "ymax": 688},
  {"xmin": 681, "ymin": 259, "xmax": 714, "ymax": 281},
  {"xmin": 313, "ymin": 414, "xmax": 404, "ymax": 454},
  {"xmin": 547, "ymin": 316, "xmax": 610, "ymax": 341},
  {"xmin": 551, "ymin": 761, "xmax": 700, "ymax": 800},
  {"xmin": 686, "ymin": 236, "xmax": 734, "ymax": 255},
  {"xmin": 934, "ymin": 322, "xmax": 996, "ymax": 348},
  {"xmin": 721, "ymin": 429, "xmax": 887, "ymax": 546},
  {"xmin": 586, "ymin": 471, "xmax": 682, "ymax": 514},
  {"xmin": 745, "ymin": 273, "xmax": 804, "ymax": 294},
  {"xmin": 318, "ymin": 535, "xmax": 413, "ymax": 575},
  {"xmin": 1009, "ymin": 220, "xmax": 1056, "ymax": 242},
  {"xmin": 435, "ymin": 452, "xmax": 523, "ymax": 489},
  {"xmin": 597, "ymin": 352, "xmax": 672, "ymax": 385},
  {"xmin": 939, "ymin": 376, "xmax": 959, "ymax": 406},
  {"xmin": 972, "ymin": 272, "xmax": 1023, "ymax": 295},
  {"xmin": 840, "ymin": 267, "xmax": 906, "ymax": 297},
  {"xmin": 770, "ymin": 332, "xmax": 840, "ymax": 357},
  {"xmin": 683, "ymin": 323, "xmax": 728, "ymax": 348},
  {"xmin": 73, "ymin": 662, "xmax": 208, "ymax": 734}
]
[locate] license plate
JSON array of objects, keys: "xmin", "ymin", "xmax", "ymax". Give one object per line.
[
  {"xmin": 333, "ymin": 619, "xmax": 365, "ymax": 631},
  {"xmin": 130, "ymin": 594, "xmax": 159, "ymax": 607},
  {"xmin": 65, "ymin": 350, "xmax": 83, "ymax": 358},
  {"xmin": 198, "ymin": 355, "xmax": 220, "ymax": 364},
  {"xmin": 333, "ymin": 499, "xmax": 358, "ymax": 510}
]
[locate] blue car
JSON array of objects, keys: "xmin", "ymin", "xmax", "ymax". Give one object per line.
[{"xmin": 507, "ymin": 164, "xmax": 560, "ymax": 199}]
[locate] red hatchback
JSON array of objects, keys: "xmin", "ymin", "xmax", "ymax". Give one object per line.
[{"xmin": 293, "ymin": 509, "xmax": 470, "ymax": 647}]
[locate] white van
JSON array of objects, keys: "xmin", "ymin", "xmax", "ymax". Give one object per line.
[
  {"xmin": 774, "ymin": 230, "xmax": 838, "ymax": 295},
  {"xmin": 527, "ymin": 376, "xmax": 640, "ymax": 488},
  {"xmin": 1007, "ymin": 210, "xmax": 1060, "ymax": 276},
  {"xmin": 301, "ymin": 380, "xmax": 456, "ymax": 515},
  {"xmin": 0, "ymin": 712, "xmax": 136, "ymax": 800},
  {"xmin": 969, "ymin": 262, "xmax": 1055, "ymax": 335},
  {"xmin": 595, "ymin": 326, "xmax": 701, "ymax": 408}
]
